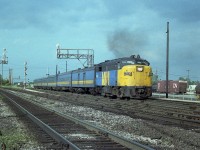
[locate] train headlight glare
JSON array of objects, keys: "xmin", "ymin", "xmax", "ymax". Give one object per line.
[{"xmin": 137, "ymin": 66, "xmax": 143, "ymax": 72}]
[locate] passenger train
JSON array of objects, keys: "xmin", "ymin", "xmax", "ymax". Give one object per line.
[{"xmin": 33, "ymin": 55, "xmax": 153, "ymax": 99}]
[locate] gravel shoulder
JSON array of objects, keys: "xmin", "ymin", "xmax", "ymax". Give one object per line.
[{"xmin": 0, "ymin": 94, "xmax": 43, "ymax": 149}]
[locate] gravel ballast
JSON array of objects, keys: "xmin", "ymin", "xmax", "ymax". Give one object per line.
[
  {"xmin": 0, "ymin": 95, "xmax": 42, "ymax": 149},
  {"xmin": 3, "ymin": 90, "xmax": 200, "ymax": 150}
]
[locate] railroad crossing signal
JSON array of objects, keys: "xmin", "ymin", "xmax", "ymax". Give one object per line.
[
  {"xmin": 24, "ymin": 61, "xmax": 27, "ymax": 89},
  {"xmin": 0, "ymin": 48, "xmax": 8, "ymax": 86},
  {"xmin": 25, "ymin": 62, "xmax": 27, "ymax": 76}
]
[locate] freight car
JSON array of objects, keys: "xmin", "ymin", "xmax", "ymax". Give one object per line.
[
  {"xmin": 157, "ymin": 80, "xmax": 187, "ymax": 94},
  {"xmin": 34, "ymin": 55, "xmax": 153, "ymax": 99},
  {"xmin": 195, "ymin": 83, "xmax": 200, "ymax": 99}
]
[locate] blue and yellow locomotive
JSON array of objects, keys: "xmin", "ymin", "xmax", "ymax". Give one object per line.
[{"xmin": 34, "ymin": 55, "xmax": 152, "ymax": 98}]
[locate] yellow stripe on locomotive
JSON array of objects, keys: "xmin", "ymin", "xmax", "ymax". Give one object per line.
[
  {"xmin": 117, "ymin": 65, "xmax": 152, "ymax": 87},
  {"xmin": 102, "ymin": 71, "xmax": 110, "ymax": 86}
]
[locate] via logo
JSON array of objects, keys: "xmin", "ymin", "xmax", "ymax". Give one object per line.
[{"xmin": 173, "ymin": 83, "xmax": 178, "ymax": 88}]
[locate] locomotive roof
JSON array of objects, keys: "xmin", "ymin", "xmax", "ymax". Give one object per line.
[{"xmin": 97, "ymin": 55, "xmax": 150, "ymax": 66}]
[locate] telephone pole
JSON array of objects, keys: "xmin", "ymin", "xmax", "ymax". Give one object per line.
[
  {"xmin": 9, "ymin": 68, "xmax": 13, "ymax": 85},
  {"xmin": 166, "ymin": 22, "xmax": 169, "ymax": 98},
  {"xmin": 186, "ymin": 69, "xmax": 190, "ymax": 88},
  {"xmin": 186, "ymin": 69, "xmax": 190, "ymax": 80}
]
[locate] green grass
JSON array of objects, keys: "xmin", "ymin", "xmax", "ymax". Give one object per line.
[
  {"xmin": 0, "ymin": 130, "xmax": 31, "ymax": 149},
  {"xmin": 0, "ymin": 95, "xmax": 35, "ymax": 149}
]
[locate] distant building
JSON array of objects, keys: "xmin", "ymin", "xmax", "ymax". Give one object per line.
[{"xmin": 187, "ymin": 85, "xmax": 197, "ymax": 93}]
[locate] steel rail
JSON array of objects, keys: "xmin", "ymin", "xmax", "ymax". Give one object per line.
[
  {"xmin": 9, "ymin": 88, "xmax": 200, "ymax": 129},
  {"xmin": 3, "ymin": 88, "xmax": 155, "ymax": 150},
  {"xmin": 42, "ymin": 103, "xmax": 154, "ymax": 150},
  {"xmin": 8, "ymin": 88, "xmax": 200, "ymax": 129},
  {"xmin": 1, "ymin": 91, "xmax": 80, "ymax": 150}
]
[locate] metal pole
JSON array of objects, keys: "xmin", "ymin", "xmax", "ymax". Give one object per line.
[
  {"xmin": 186, "ymin": 69, "xmax": 190, "ymax": 80},
  {"xmin": 11, "ymin": 69, "xmax": 13, "ymax": 85},
  {"xmin": 186, "ymin": 69, "xmax": 190, "ymax": 88},
  {"xmin": 66, "ymin": 61, "xmax": 67, "ymax": 72},
  {"xmin": 166, "ymin": 22, "xmax": 169, "ymax": 98},
  {"xmin": 1, "ymin": 48, "xmax": 8, "ymax": 86},
  {"xmin": 56, "ymin": 65, "xmax": 58, "ymax": 87},
  {"xmin": 24, "ymin": 62, "xmax": 27, "ymax": 89},
  {"xmin": 9, "ymin": 68, "xmax": 11, "ymax": 85},
  {"xmin": 1, "ymin": 63, "xmax": 3, "ymax": 86}
]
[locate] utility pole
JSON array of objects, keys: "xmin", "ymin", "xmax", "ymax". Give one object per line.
[
  {"xmin": 56, "ymin": 65, "xmax": 58, "ymax": 87},
  {"xmin": 0, "ymin": 48, "xmax": 8, "ymax": 86},
  {"xmin": 24, "ymin": 62, "xmax": 27, "ymax": 89},
  {"xmin": 166, "ymin": 22, "xmax": 169, "ymax": 98},
  {"xmin": 66, "ymin": 61, "xmax": 67, "ymax": 72},
  {"xmin": 9, "ymin": 68, "xmax": 13, "ymax": 85},
  {"xmin": 186, "ymin": 69, "xmax": 190, "ymax": 88},
  {"xmin": 186, "ymin": 69, "xmax": 190, "ymax": 80}
]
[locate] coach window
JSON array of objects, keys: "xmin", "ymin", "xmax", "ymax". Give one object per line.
[{"xmin": 98, "ymin": 66, "xmax": 102, "ymax": 71}]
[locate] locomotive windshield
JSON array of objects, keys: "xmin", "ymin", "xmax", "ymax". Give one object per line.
[
  {"xmin": 121, "ymin": 59, "xmax": 149, "ymax": 66},
  {"xmin": 135, "ymin": 60, "xmax": 149, "ymax": 65},
  {"xmin": 121, "ymin": 60, "xmax": 135, "ymax": 65}
]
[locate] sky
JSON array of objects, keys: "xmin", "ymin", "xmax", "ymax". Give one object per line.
[{"xmin": 0, "ymin": 0, "xmax": 200, "ymax": 82}]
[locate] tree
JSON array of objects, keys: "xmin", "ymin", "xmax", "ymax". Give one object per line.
[
  {"xmin": 152, "ymin": 74, "xmax": 158, "ymax": 85},
  {"xmin": 179, "ymin": 77, "xmax": 198, "ymax": 85}
]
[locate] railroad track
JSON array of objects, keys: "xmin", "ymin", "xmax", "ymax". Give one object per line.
[
  {"xmin": 13, "ymin": 88, "xmax": 200, "ymax": 130},
  {"xmin": 0, "ymin": 88, "xmax": 154, "ymax": 150}
]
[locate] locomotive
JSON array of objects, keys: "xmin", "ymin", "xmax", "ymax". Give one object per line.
[{"xmin": 33, "ymin": 55, "xmax": 153, "ymax": 98}]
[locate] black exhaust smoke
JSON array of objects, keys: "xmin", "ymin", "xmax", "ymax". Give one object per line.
[{"xmin": 107, "ymin": 29, "xmax": 147, "ymax": 58}]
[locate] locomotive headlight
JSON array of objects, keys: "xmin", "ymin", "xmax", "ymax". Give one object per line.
[{"xmin": 137, "ymin": 66, "xmax": 144, "ymax": 72}]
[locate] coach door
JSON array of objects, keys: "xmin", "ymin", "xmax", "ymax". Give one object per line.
[
  {"xmin": 102, "ymin": 66, "xmax": 109, "ymax": 86},
  {"xmin": 78, "ymin": 73, "xmax": 80, "ymax": 86}
]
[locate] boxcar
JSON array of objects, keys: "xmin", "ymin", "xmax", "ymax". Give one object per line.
[{"xmin": 157, "ymin": 80, "xmax": 187, "ymax": 93}]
